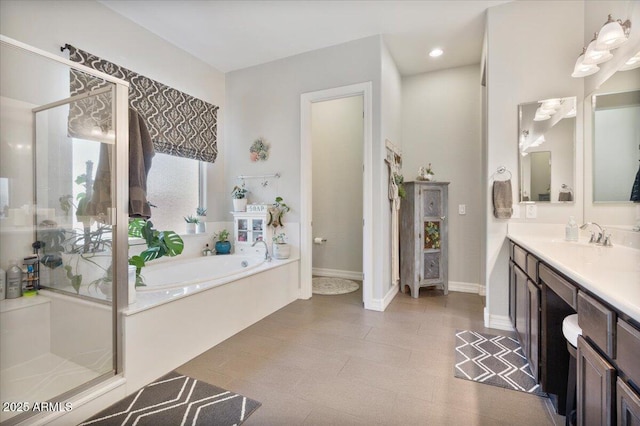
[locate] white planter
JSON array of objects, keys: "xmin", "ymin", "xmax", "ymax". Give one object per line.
[
  {"xmin": 185, "ymin": 223, "xmax": 196, "ymax": 234},
  {"xmin": 196, "ymin": 220, "xmax": 206, "ymax": 233},
  {"xmin": 272, "ymin": 243, "xmax": 291, "ymax": 259},
  {"xmin": 233, "ymin": 198, "xmax": 247, "ymax": 212}
]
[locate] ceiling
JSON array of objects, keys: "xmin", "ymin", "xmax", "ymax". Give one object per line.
[{"xmin": 100, "ymin": 0, "xmax": 511, "ymax": 76}]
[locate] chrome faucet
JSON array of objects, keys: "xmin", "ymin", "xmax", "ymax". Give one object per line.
[
  {"xmin": 252, "ymin": 239, "xmax": 272, "ymax": 262},
  {"xmin": 579, "ymin": 222, "xmax": 612, "ymax": 246}
]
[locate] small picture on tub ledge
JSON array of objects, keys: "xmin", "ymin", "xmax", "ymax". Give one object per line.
[{"xmin": 250, "ymin": 137, "xmax": 270, "ymax": 162}]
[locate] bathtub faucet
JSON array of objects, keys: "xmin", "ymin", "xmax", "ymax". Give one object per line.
[{"xmin": 252, "ymin": 239, "xmax": 272, "ymax": 262}]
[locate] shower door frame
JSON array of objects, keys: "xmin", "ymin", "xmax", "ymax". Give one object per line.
[{"xmin": 1, "ymin": 34, "xmax": 130, "ymax": 413}]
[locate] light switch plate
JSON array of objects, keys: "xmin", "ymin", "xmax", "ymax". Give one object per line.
[
  {"xmin": 512, "ymin": 204, "xmax": 520, "ymax": 219},
  {"xmin": 526, "ymin": 204, "xmax": 537, "ymax": 219},
  {"xmin": 458, "ymin": 204, "xmax": 466, "ymax": 215}
]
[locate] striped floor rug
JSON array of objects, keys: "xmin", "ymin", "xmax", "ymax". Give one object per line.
[
  {"xmin": 80, "ymin": 371, "xmax": 260, "ymax": 425},
  {"xmin": 454, "ymin": 330, "xmax": 545, "ymax": 396}
]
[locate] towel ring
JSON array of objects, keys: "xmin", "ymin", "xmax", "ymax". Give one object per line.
[{"xmin": 492, "ymin": 166, "xmax": 512, "ymax": 181}]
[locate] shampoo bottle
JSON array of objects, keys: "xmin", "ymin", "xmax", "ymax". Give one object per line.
[
  {"xmin": 6, "ymin": 259, "xmax": 23, "ymax": 299},
  {"xmin": 565, "ymin": 216, "xmax": 579, "ymax": 242}
]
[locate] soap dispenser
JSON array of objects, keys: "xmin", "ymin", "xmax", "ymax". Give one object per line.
[{"xmin": 565, "ymin": 216, "xmax": 579, "ymax": 242}]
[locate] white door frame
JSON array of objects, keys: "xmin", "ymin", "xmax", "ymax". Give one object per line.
[{"xmin": 300, "ymin": 82, "xmax": 373, "ymax": 308}]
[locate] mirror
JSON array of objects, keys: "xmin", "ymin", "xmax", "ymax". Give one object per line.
[
  {"xmin": 518, "ymin": 97, "xmax": 576, "ymax": 203},
  {"xmin": 592, "ymin": 87, "xmax": 640, "ymax": 203}
]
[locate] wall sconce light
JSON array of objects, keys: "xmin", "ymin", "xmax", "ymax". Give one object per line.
[
  {"xmin": 571, "ymin": 48, "xmax": 600, "ymax": 78},
  {"xmin": 572, "ymin": 14, "xmax": 632, "ymax": 78},
  {"xmin": 595, "ymin": 14, "xmax": 632, "ymax": 50},
  {"xmin": 620, "ymin": 51, "xmax": 640, "ymax": 71}
]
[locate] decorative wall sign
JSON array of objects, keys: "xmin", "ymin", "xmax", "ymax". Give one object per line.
[
  {"xmin": 67, "ymin": 45, "xmax": 219, "ymax": 163},
  {"xmin": 249, "ymin": 137, "xmax": 270, "ymax": 162}
]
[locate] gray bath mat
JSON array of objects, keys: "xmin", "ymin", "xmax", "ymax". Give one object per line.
[
  {"xmin": 79, "ymin": 371, "xmax": 260, "ymax": 425},
  {"xmin": 454, "ymin": 330, "xmax": 545, "ymax": 396},
  {"xmin": 312, "ymin": 277, "xmax": 360, "ymax": 295}
]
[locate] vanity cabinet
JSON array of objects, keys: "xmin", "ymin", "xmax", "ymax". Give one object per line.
[
  {"xmin": 399, "ymin": 181, "xmax": 449, "ymax": 298},
  {"xmin": 577, "ymin": 335, "xmax": 615, "ymax": 426},
  {"xmin": 232, "ymin": 211, "xmax": 272, "ymax": 254},
  {"xmin": 509, "ymin": 243, "xmax": 541, "ymax": 382},
  {"xmin": 617, "ymin": 378, "xmax": 640, "ymax": 425}
]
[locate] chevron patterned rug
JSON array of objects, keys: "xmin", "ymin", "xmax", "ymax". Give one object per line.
[
  {"xmin": 454, "ymin": 330, "xmax": 545, "ymax": 396},
  {"xmin": 80, "ymin": 371, "xmax": 260, "ymax": 425}
]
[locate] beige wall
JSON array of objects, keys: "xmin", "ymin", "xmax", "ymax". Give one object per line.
[
  {"xmin": 485, "ymin": 0, "xmax": 585, "ymax": 325},
  {"xmin": 401, "ymin": 64, "xmax": 482, "ymax": 288},
  {"xmin": 311, "ymin": 96, "xmax": 364, "ymax": 275}
]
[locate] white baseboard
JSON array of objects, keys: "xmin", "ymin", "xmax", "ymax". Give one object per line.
[
  {"xmin": 484, "ymin": 307, "xmax": 514, "ymax": 331},
  {"xmin": 312, "ymin": 267, "xmax": 363, "ymax": 281},
  {"xmin": 449, "ymin": 281, "xmax": 482, "ymax": 295},
  {"xmin": 367, "ymin": 283, "xmax": 399, "ymax": 312}
]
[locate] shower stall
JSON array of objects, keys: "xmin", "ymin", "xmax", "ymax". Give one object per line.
[{"xmin": 0, "ymin": 36, "xmax": 129, "ymax": 425}]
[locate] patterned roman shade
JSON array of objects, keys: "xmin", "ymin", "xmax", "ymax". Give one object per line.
[{"xmin": 67, "ymin": 45, "xmax": 219, "ymax": 163}]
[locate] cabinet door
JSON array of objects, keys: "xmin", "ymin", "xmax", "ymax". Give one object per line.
[
  {"xmin": 237, "ymin": 218, "xmax": 248, "ymax": 242},
  {"xmin": 617, "ymin": 378, "xmax": 640, "ymax": 426},
  {"xmin": 514, "ymin": 266, "xmax": 528, "ymax": 353},
  {"xmin": 422, "ymin": 251, "xmax": 441, "ymax": 282},
  {"xmin": 421, "ymin": 187, "xmax": 442, "ymax": 217},
  {"xmin": 509, "ymin": 261, "xmax": 516, "ymax": 326},
  {"xmin": 528, "ymin": 280, "xmax": 540, "ymax": 381},
  {"xmin": 251, "ymin": 218, "xmax": 264, "ymax": 242},
  {"xmin": 577, "ymin": 336, "xmax": 615, "ymax": 426}
]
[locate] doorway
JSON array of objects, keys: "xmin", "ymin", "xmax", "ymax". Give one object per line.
[
  {"xmin": 311, "ymin": 95, "xmax": 364, "ymax": 287},
  {"xmin": 300, "ymin": 82, "xmax": 374, "ymax": 309}
]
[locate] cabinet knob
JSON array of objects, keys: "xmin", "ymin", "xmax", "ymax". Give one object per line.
[{"xmin": 440, "ymin": 216, "xmax": 446, "ymax": 221}]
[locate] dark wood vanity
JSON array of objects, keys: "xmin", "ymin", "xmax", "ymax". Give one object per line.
[{"xmin": 508, "ymin": 240, "xmax": 640, "ymax": 425}]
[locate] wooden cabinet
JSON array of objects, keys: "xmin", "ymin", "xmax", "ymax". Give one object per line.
[
  {"xmin": 577, "ymin": 335, "xmax": 615, "ymax": 426},
  {"xmin": 511, "ymin": 254, "xmax": 540, "ymax": 382},
  {"xmin": 617, "ymin": 378, "xmax": 640, "ymax": 426},
  {"xmin": 232, "ymin": 211, "xmax": 273, "ymax": 254},
  {"xmin": 399, "ymin": 181, "xmax": 449, "ymax": 298}
]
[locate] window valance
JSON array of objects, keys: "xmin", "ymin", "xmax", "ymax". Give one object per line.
[{"xmin": 67, "ymin": 45, "xmax": 219, "ymax": 163}]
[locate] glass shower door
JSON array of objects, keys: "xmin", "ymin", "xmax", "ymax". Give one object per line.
[{"xmin": 0, "ymin": 39, "xmax": 123, "ymax": 424}]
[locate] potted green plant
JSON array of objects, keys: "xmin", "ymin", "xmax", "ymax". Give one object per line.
[
  {"xmin": 213, "ymin": 229, "xmax": 231, "ymax": 254},
  {"xmin": 268, "ymin": 196, "xmax": 291, "ymax": 259},
  {"xmin": 272, "ymin": 232, "xmax": 290, "ymax": 259},
  {"xmin": 231, "ymin": 183, "xmax": 249, "ymax": 212},
  {"xmin": 196, "ymin": 207, "xmax": 207, "ymax": 233},
  {"xmin": 184, "ymin": 215, "xmax": 199, "ymax": 234}
]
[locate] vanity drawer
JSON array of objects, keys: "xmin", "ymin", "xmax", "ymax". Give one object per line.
[
  {"xmin": 539, "ymin": 264, "xmax": 577, "ymax": 309},
  {"xmin": 526, "ymin": 254, "xmax": 539, "ymax": 283},
  {"xmin": 513, "ymin": 245, "xmax": 527, "ymax": 273},
  {"xmin": 578, "ymin": 291, "xmax": 616, "ymax": 359},
  {"xmin": 617, "ymin": 319, "xmax": 640, "ymax": 385}
]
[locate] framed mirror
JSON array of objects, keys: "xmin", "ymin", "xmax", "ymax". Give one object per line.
[
  {"xmin": 592, "ymin": 88, "xmax": 640, "ymax": 203},
  {"xmin": 518, "ymin": 96, "xmax": 576, "ymax": 203}
]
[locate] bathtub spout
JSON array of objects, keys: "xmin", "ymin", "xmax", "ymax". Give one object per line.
[{"xmin": 252, "ymin": 239, "xmax": 272, "ymax": 262}]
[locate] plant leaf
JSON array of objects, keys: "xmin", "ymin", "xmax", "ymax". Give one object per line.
[{"xmin": 160, "ymin": 231, "xmax": 184, "ymax": 256}]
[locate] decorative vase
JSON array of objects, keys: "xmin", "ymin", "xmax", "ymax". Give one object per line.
[
  {"xmin": 186, "ymin": 223, "xmax": 196, "ymax": 234},
  {"xmin": 233, "ymin": 198, "xmax": 247, "ymax": 212},
  {"xmin": 426, "ymin": 173, "xmax": 435, "ymax": 181},
  {"xmin": 272, "ymin": 243, "xmax": 291, "ymax": 259},
  {"xmin": 215, "ymin": 241, "xmax": 231, "ymax": 255},
  {"xmin": 196, "ymin": 220, "xmax": 206, "ymax": 233}
]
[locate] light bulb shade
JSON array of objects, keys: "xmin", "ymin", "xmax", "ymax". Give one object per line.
[
  {"xmin": 583, "ymin": 39, "xmax": 613, "ymax": 65},
  {"xmin": 620, "ymin": 52, "xmax": 640, "ymax": 71},
  {"xmin": 541, "ymin": 98, "xmax": 561, "ymax": 110},
  {"xmin": 534, "ymin": 113, "xmax": 551, "ymax": 121},
  {"xmin": 595, "ymin": 17, "xmax": 630, "ymax": 50},
  {"xmin": 571, "ymin": 53, "xmax": 599, "ymax": 77}
]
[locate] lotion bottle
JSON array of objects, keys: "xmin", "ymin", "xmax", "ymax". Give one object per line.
[
  {"xmin": 6, "ymin": 259, "xmax": 23, "ymax": 299},
  {"xmin": 565, "ymin": 216, "xmax": 579, "ymax": 242},
  {"xmin": 0, "ymin": 267, "xmax": 5, "ymax": 300}
]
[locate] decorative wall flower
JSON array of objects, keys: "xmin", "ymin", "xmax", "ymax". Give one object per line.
[{"xmin": 250, "ymin": 137, "xmax": 270, "ymax": 162}]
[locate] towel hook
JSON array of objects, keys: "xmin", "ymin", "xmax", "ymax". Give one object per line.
[{"xmin": 492, "ymin": 166, "xmax": 512, "ymax": 181}]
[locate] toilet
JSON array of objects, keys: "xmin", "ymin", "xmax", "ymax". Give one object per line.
[{"xmin": 562, "ymin": 314, "xmax": 582, "ymax": 426}]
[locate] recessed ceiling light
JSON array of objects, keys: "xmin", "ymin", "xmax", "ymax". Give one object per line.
[{"xmin": 429, "ymin": 48, "xmax": 443, "ymax": 58}]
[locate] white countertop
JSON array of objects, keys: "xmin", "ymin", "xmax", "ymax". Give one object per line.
[{"xmin": 507, "ymin": 224, "xmax": 640, "ymax": 322}]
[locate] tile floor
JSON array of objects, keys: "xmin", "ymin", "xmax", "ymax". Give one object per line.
[{"xmin": 176, "ymin": 286, "xmax": 564, "ymax": 425}]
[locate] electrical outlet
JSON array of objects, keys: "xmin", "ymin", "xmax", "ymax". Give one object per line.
[
  {"xmin": 526, "ymin": 204, "xmax": 537, "ymax": 219},
  {"xmin": 458, "ymin": 204, "xmax": 466, "ymax": 215}
]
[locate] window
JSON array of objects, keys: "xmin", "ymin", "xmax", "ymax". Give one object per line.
[{"xmin": 146, "ymin": 153, "xmax": 205, "ymax": 232}]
